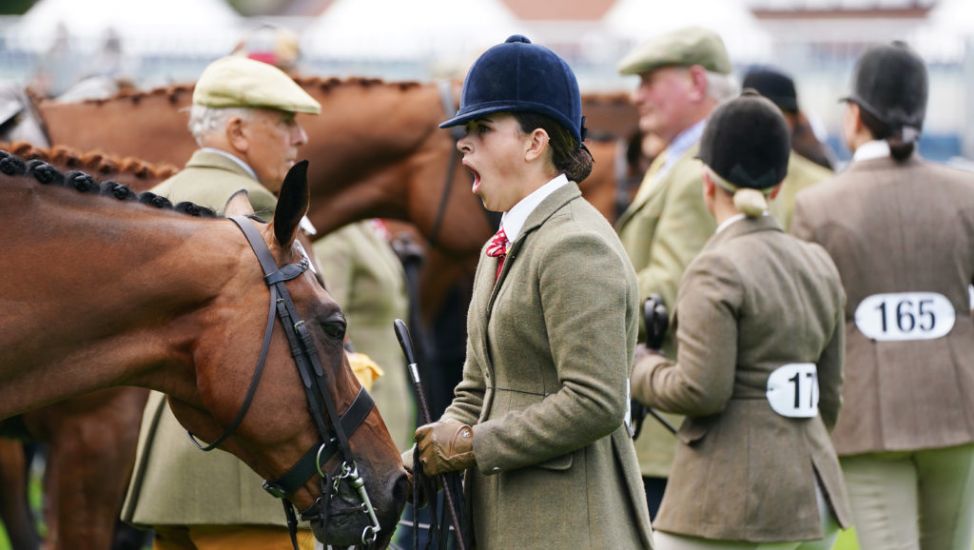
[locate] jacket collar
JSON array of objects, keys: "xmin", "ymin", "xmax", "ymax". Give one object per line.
[
  {"xmin": 186, "ymin": 149, "xmax": 258, "ymax": 181},
  {"xmin": 512, "ymin": 181, "xmax": 581, "ymax": 248},
  {"xmin": 704, "ymin": 213, "xmax": 782, "ymax": 251}
]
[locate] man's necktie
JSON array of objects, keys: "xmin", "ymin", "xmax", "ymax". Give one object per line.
[{"xmin": 485, "ymin": 227, "xmax": 509, "ymax": 281}]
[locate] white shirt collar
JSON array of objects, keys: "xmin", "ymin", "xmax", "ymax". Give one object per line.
[
  {"xmin": 200, "ymin": 147, "xmax": 258, "ymax": 180},
  {"xmin": 852, "ymin": 140, "xmax": 890, "ymax": 162},
  {"xmin": 659, "ymin": 118, "xmax": 707, "ymax": 177},
  {"xmin": 715, "ymin": 211, "xmax": 772, "ymax": 235},
  {"xmin": 500, "ymin": 173, "xmax": 569, "ymax": 244},
  {"xmin": 715, "ymin": 213, "xmax": 747, "ymax": 234}
]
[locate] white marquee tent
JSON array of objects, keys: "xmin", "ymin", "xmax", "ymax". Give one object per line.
[
  {"xmin": 303, "ymin": 0, "xmax": 528, "ymax": 62},
  {"xmin": 13, "ymin": 0, "xmax": 243, "ymax": 55},
  {"xmin": 602, "ymin": 0, "xmax": 774, "ymax": 64}
]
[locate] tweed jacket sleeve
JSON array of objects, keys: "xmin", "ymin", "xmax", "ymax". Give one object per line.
[
  {"xmin": 441, "ymin": 337, "xmax": 487, "ymax": 428},
  {"xmin": 816, "ymin": 304, "xmax": 845, "ymax": 430},
  {"xmin": 631, "ymin": 252, "xmax": 742, "ymax": 415},
  {"xmin": 472, "ymin": 230, "xmax": 633, "ymax": 473}
]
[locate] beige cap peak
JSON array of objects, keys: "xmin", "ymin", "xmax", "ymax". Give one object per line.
[
  {"xmin": 193, "ymin": 56, "xmax": 320, "ymax": 114},
  {"xmin": 618, "ymin": 26, "xmax": 732, "ymax": 76}
]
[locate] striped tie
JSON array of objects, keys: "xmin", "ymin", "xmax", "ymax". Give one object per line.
[{"xmin": 485, "ymin": 227, "xmax": 509, "ymax": 281}]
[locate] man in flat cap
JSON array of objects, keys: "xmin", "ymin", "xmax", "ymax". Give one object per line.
[
  {"xmin": 615, "ymin": 26, "xmax": 738, "ymax": 518},
  {"xmin": 121, "ymin": 56, "xmax": 320, "ymax": 550},
  {"xmin": 742, "ymin": 66, "xmax": 834, "ymax": 230}
]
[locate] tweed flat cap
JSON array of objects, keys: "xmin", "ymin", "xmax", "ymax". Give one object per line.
[
  {"xmin": 193, "ymin": 56, "xmax": 320, "ymax": 114},
  {"xmin": 618, "ymin": 26, "xmax": 731, "ymax": 76}
]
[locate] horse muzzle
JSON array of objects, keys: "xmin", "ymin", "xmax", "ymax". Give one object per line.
[{"xmin": 307, "ymin": 469, "xmax": 409, "ymax": 546}]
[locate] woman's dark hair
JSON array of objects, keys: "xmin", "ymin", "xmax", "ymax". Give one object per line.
[
  {"xmin": 513, "ymin": 112, "xmax": 593, "ymax": 182},
  {"xmin": 858, "ymin": 106, "xmax": 915, "ymax": 162}
]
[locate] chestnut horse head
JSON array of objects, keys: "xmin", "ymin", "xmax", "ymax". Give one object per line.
[{"xmin": 0, "ymin": 152, "xmax": 407, "ymax": 546}]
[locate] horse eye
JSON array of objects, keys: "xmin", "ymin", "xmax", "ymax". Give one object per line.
[{"xmin": 321, "ymin": 316, "xmax": 346, "ymax": 341}]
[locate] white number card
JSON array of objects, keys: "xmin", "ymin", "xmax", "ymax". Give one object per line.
[
  {"xmin": 854, "ymin": 292, "xmax": 955, "ymax": 342},
  {"xmin": 767, "ymin": 363, "xmax": 818, "ymax": 418}
]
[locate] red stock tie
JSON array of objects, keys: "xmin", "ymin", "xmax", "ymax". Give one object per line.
[{"xmin": 485, "ymin": 227, "xmax": 509, "ymax": 281}]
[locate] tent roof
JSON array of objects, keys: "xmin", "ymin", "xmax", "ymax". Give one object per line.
[
  {"xmin": 603, "ymin": 0, "xmax": 773, "ymax": 63},
  {"xmin": 303, "ymin": 0, "xmax": 527, "ymax": 61},
  {"xmin": 14, "ymin": 0, "xmax": 242, "ymax": 54}
]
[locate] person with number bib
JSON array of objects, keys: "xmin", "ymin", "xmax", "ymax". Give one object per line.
[
  {"xmin": 791, "ymin": 42, "xmax": 974, "ymax": 550},
  {"xmin": 407, "ymin": 35, "xmax": 653, "ymax": 549},
  {"xmin": 631, "ymin": 92, "xmax": 851, "ymax": 550}
]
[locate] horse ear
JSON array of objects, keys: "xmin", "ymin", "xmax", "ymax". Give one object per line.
[
  {"xmin": 274, "ymin": 160, "xmax": 310, "ymax": 248},
  {"xmin": 223, "ymin": 189, "xmax": 254, "ymax": 217}
]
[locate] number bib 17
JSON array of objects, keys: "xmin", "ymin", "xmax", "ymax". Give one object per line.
[
  {"xmin": 767, "ymin": 363, "xmax": 818, "ymax": 418},
  {"xmin": 854, "ymin": 292, "xmax": 955, "ymax": 342}
]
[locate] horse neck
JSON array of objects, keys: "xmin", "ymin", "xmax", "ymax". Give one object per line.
[
  {"xmin": 0, "ymin": 182, "xmax": 241, "ymax": 418},
  {"xmin": 37, "ymin": 87, "xmax": 196, "ymax": 167},
  {"xmin": 299, "ymin": 79, "xmax": 447, "ymax": 234}
]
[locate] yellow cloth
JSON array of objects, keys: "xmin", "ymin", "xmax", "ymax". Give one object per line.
[
  {"xmin": 153, "ymin": 525, "xmax": 313, "ymax": 550},
  {"xmin": 347, "ymin": 351, "xmax": 384, "ymax": 391}
]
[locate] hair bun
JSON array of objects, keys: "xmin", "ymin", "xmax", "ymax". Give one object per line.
[{"xmin": 733, "ymin": 188, "xmax": 767, "ymax": 217}]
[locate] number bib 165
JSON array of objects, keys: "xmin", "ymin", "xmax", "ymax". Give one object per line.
[
  {"xmin": 767, "ymin": 363, "xmax": 818, "ymax": 418},
  {"xmin": 854, "ymin": 292, "xmax": 955, "ymax": 342}
]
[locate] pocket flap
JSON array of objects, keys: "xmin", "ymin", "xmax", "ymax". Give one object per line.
[
  {"xmin": 677, "ymin": 416, "xmax": 715, "ymax": 446},
  {"xmin": 535, "ymin": 452, "xmax": 573, "ymax": 471}
]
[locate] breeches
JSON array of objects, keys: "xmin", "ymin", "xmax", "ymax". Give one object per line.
[
  {"xmin": 653, "ymin": 483, "xmax": 838, "ymax": 550},
  {"xmin": 840, "ymin": 442, "xmax": 974, "ymax": 550},
  {"xmin": 153, "ymin": 525, "xmax": 314, "ymax": 550}
]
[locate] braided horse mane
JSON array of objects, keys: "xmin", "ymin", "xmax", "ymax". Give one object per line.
[
  {"xmin": 0, "ymin": 141, "xmax": 178, "ymax": 192},
  {"xmin": 0, "ymin": 149, "xmax": 212, "ymax": 218}
]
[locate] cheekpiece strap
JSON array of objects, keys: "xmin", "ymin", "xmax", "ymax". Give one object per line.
[{"xmin": 263, "ymin": 387, "xmax": 375, "ymax": 497}]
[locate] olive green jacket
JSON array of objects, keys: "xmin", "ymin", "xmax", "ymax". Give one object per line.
[
  {"xmin": 632, "ymin": 215, "xmax": 851, "ymax": 542},
  {"xmin": 313, "ymin": 221, "xmax": 413, "ymax": 450},
  {"xmin": 122, "ymin": 149, "xmax": 290, "ymax": 526},
  {"xmin": 769, "ymin": 152, "xmax": 832, "ymax": 232},
  {"xmin": 443, "ymin": 183, "xmax": 653, "ymax": 549},
  {"xmin": 616, "ymin": 144, "xmax": 714, "ymax": 477}
]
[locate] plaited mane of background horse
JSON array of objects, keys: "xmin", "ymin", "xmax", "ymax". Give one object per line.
[
  {"xmin": 0, "ymin": 152, "xmax": 407, "ymax": 547},
  {"xmin": 29, "ymin": 77, "xmax": 641, "ymax": 329},
  {"xmin": 29, "ymin": 77, "xmax": 643, "ymax": 401},
  {"xmin": 0, "ymin": 143, "xmax": 179, "ymax": 550}
]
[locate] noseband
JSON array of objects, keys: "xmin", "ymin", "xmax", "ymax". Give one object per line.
[{"xmin": 186, "ymin": 215, "xmax": 381, "ymax": 547}]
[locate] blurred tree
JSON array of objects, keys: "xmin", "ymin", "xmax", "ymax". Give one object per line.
[{"xmin": 0, "ymin": 0, "xmax": 37, "ymax": 15}]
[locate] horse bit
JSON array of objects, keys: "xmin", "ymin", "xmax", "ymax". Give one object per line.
[{"xmin": 186, "ymin": 215, "xmax": 382, "ymax": 547}]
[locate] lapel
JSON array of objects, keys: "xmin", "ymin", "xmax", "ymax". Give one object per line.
[
  {"xmin": 616, "ymin": 143, "xmax": 700, "ymax": 230},
  {"xmin": 475, "ymin": 182, "xmax": 582, "ymax": 355}
]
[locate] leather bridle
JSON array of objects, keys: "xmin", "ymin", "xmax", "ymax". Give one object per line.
[{"xmin": 186, "ymin": 215, "xmax": 381, "ymax": 548}]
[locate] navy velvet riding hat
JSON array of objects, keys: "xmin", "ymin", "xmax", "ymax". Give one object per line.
[{"xmin": 439, "ymin": 35, "xmax": 586, "ymax": 144}]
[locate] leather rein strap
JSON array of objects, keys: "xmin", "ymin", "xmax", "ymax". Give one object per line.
[{"xmin": 186, "ymin": 215, "xmax": 379, "ymax": 547}]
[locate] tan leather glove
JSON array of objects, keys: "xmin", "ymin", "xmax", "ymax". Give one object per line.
[{"xmin": 415, "ymin": 418, "xmax": 475, "ymax": 475}]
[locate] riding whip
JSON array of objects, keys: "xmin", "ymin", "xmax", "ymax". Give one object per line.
[
  {"xmin": 631, "ymin": 294, "xmax": 678, "ymax": 437},
  {"xmin": 394, "ymin": 319, "xmax": 467, "ymax": 550}
]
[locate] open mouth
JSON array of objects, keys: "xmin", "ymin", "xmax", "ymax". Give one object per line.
[{"xmin": 463, "ymin": 161, "xmax": 481, "ymax": 193}]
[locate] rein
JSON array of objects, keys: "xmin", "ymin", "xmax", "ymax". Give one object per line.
[{"xmin": 186, "ymin": 215, "xmax": 381, "ymax": 548}]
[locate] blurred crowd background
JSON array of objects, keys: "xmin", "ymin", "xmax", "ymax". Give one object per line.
[{"xmin": 0, "ymin": 0, "xmax": 972, "ymax": 164}]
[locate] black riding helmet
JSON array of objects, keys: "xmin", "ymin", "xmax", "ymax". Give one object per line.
[
  {"xmin": 698, "ymin": 90, "xmax": 791, "ymax": 191},
  {"xmin": 842, "ymin": 41, "xmax": 928, "ymax": 139}
]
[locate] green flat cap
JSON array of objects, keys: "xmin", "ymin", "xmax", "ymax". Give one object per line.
[
  {"xmin": 193, "ymin": 56, "xmax": 320, "ymax": 114},
  {"xmin": 618, "ymin": 26, "xmax": 732, "ymax": 76}
]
